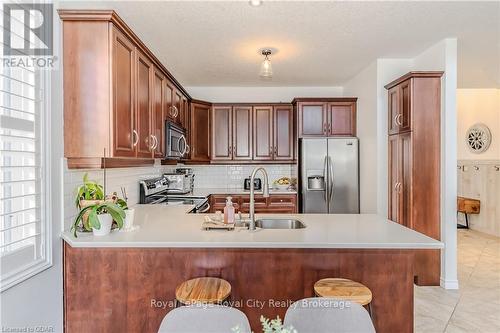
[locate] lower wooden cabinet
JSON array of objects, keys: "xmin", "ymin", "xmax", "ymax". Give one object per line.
[{"xmin": 208, "ymin": 194, "xmax": 297, "ymax": 214}]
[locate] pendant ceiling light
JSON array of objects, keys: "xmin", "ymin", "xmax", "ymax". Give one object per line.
[{"xmin": 259, "ymin": 49, "xmax": 273, "ymax": 78}]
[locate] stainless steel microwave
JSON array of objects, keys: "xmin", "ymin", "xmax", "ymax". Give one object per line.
[{"xmin": 165, "ymin": 121, "xmax": 188, "ymax": 159}]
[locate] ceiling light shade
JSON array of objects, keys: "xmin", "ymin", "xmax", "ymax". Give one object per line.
[
  {"xmin": 249, "ymin": 0, "xmax": 262, "ymax": 6},
  {"xmin": 259, "ymin": 49, "xmax": 273, "ymax": 78}
]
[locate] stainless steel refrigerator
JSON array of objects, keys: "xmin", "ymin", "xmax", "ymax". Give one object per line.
[{"xmin": 299, "ymin": 138, "xmax": 359, "ymax": 213}]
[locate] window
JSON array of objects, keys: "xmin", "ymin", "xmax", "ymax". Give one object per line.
[{"xmin": 0, "ymin": 3, "xmax": 52, "ymax": 291}]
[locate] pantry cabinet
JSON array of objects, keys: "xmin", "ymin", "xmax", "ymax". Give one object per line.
[
  {"xmin": 59, "ymin": 10, "xmax": 191, "ymax": 168},
  {"xmin": 293, "ymin": 98, "xmax": 357, "ymax": 137},
  {"xmin": 385, "ymin": 71, "xmax": 443, "ymax": 286}
]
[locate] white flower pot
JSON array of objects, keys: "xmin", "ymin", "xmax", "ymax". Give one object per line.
[
  {"xmin": 92, "ymin": 214, "xmax": 113, "ymax": 236},
  {"xmin": 124, "ymin": 209, "xmax": 135, "ymax": 230}
]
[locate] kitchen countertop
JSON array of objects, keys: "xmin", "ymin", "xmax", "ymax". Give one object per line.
[
  {"xmin": 191, "ymin": 187, "xmax": 297, "ymax": 196},
  {"xmin": 61, "ymin": 204, "xmax": 443, "ymax": 249}
]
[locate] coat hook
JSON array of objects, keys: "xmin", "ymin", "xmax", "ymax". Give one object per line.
[
  {"xmin": 495, "ymin": 166, "xmax": 500, "ymax": 172},
  {"xmin": 474, "ymin": 165, "xmax": 480, "ymax": 171}
]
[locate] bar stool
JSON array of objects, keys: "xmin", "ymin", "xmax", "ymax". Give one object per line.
[
  {"xmin": 314, "ymin": 278, "xmax": 373, "ymax": 317},
  {"xmin": 175, "ymin": 277, "xmax": 231, "ymax": 307}
]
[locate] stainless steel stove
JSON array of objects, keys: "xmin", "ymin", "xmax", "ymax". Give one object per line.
[{"xmin": 139, "ymin": 176, "xmax": 209, "ymax": 213}]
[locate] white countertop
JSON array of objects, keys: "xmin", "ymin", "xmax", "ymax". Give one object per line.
[
  {"xmin": 62, "ymin": 205, "xmax": 443, "ymax": 249},
  {"xmin": 191, "ymin": 187, "xmax": 297, "ymax": 196}
]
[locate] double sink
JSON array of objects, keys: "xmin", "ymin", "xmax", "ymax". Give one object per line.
[{"xmin": 238, "ymin": 218, "xmax": 306, "ymax": 230}]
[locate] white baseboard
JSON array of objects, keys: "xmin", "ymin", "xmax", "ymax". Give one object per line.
[{"xmin": 440, "ymin": 277, "xmax": 459, "ymax": 289}]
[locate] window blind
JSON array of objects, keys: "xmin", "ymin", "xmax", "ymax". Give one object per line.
[{"xmin": 0, "ymin": 2, "xmax": 51, "ymax": 291}]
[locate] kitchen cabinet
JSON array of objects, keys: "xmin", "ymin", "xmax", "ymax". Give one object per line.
[
  {"xmin": 59, "ymin": 10, "xmax": 191, "ymax": 168},
  {"xmin": 152, "ymin": 66, "xmax": 166, "ymax": 158},
  {"xmin": 190, "ymin": 100, "xmax": 211, "ymax": 162},
  {"xmin": 253, "ymin": 105, "xmax": 294, "ymax": 161},
  {"xmin": 294, "ymin": 98, "xmax": 357, "ymax": 138},
  {"xmin": 136, "ymin": 51, "xmax": 154, "ymax": 158},
  {"xmin": 111, "ymin": 27, "xmax": 136, "ymax": 158},
  {"xmin": 212, "ymin": 106, "xmax": 233, "ymax": 160},
  {"xmin": 233, "ymin": 106, "xmax": 253, "ymax": 160},
  {"xmin": 388, "ymin": 79, "xmax": 412, "ymax": 135},
  {"xmin": 211, "ymin": 105, "xmax": 253, "ymax": 161},
  {"xmin": 385, "ymin": 71, "xmax": 443, "ymax": 286},
  {"xmin": 273, "ymin": 105, "xmax": 294, "ymax": 160},
  {"xmin": 253, "ymin": 106, "xmax": 273, "ymax": 160},
  {"xmin": 209, "ymin": 194, "xmax": 297, "ymax": 214}
]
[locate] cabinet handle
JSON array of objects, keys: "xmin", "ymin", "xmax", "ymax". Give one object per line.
[
  {"xmin": 185, "ymin": 144, "xmax": 190, "ymax": 154},
  {"xmin": 170, "ymin": 106, "xmax": 179, "ymax": 118},
  {"xmin": 328, "ymin": 123, "xmax": 332, "ymax": 135},
  {"xmin": 394, "ymin": 182, "xmax": 399, "ymax": 191},
  {"xmin": 274, "ymin": 147, "xmax": 277, "ymax": 156},
  {"xmin": 323, "ymin": 123, "xmax": 328, "ymax": 134},
  {"xmin": 152, "ymin": 135, "xmax": 158, "ymax": 150},
  {"xmin": 149, "ymin": 134, "xmax": 156, "ymax": 150},
  {"xmin": 395, "ymin": 114, "xmax": 403, "ymax": 126},
  {"xmin": 132, "ymin": 130, "xmax": 138, "ymax": 147}
]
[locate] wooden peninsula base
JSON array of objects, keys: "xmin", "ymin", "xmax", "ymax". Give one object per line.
[{"xmin": 63, "ymin": 243, "xmax": 415, "ymax": 333}]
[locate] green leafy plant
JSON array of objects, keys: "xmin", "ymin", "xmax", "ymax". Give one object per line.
[
  {"xmin": 75, "ymin": 173, "xmax": 104, "ymax": 208},
  {"xmin": 72, "ymin": 202, "xmax": 125, "ymax": 237}
]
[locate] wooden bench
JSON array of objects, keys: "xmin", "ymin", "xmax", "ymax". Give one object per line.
[{"xmin": 457, "ymin": 196, "xmax": 480, "ymax": 229}]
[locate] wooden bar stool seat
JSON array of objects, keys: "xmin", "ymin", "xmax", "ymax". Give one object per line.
[
  {"xmin": 314, "ymin": 278, "xmax": 373, "ymax": 316},
  {"xmin": 175, "ymin": 277, "xmax": 231, "ymax": 306}
]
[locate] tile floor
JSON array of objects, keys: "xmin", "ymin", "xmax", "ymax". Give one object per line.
[{"xmin": 415, "ymin": 229, "xmax": 500, "ymax": 332}]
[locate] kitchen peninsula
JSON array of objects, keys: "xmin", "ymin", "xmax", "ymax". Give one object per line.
[{"xmin": 62, "ymin": 205, "xmax": 442, "ymax": 333}]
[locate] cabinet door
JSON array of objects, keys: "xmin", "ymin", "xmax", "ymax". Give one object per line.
[
  {"xmin": 253, "ymin": 106, "xmax": 273, "ymax": 160},
  {"xmin": 164, "ymin": 81, "xmax": 175, "ymax": 122},
  {"xmin": 135, "ymin": 51, "xmax": 153, "ymax": 158},
  {"xmin": 328, "ymin": 102, "xmax": 356, "ymax": 136},
  {"xmin": 399, "ymin": 132, "xmax": 412, "ymax": 228},
  {"xmin": 151, "ymin": 67, "xmax": 165, "ymax": 158},
  {"xmin": 173, "ymin": 90, "xmax": 183, "ymax": 126},
  {"xmin": 212, "ymin": 106, "xmax": 233, "ymax": 160},
  {"xmin": 388, "ymin": 86, "xmax": 400, "ymax": 135},
  {"xmin": 399, "ymin": 80, "xmax": 412, "ymax": 132},
  {"xmin": 388, "ymin": 134, "xmax": 400, "ymax": 223},
  {"xmin": 273, "ymin": 105, "xmax": 294, "ymax": 160},
  {"xmin": 298, "ymin": 102, "xmax": 327, "ymax": 137},
  {"xmin": 180, "ymin": 95, "xmax": 189, "ymax": 129},
  {"xmin": 111, "ymin": 28, "xmax": 136, "ymax": 157},
  {"xmin": 232, "ymin": 106, "xmax": 253, "ymax": 160},
  {"xmin": 190, "ymin": 102, "xmax": 211, "ymax": 162}
]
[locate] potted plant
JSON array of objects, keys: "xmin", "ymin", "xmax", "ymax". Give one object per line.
[
  {"xmin": 72, "ymin": 201, "xmax": 125, "ymax": 237},
  {"xmin": 72, "ymin": 174, "xmax": 127, "ymax": 237}
]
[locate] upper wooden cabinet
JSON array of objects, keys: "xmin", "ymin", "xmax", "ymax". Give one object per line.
[
  {"xmin": 212, "ymin": 104, "xmax": 294, "ymax": 163},
  {"xmin": 59, "ymin": 10, "xmax": 191, "ymax": 168},
  {"xmin": 253, "ymin": 105, "xmax": 294, "ymax": 161},
  {"xmin": 293, "ymin": 98, "xmax": 357, "ymax": 138},
  {"xmin": 212, "ymin": 106, "xmax": 233, "ymax": 160},
  {"xmin": 190, "ymin": 100, "xmax": 211, "ymax": 163},
  {"xmin": 152, "ymin": 67, "xmax": 166, "ymax": 158},
  {"xmin": 388, "ymin": 79, "xmax": 412, "ymax": 135},
  {"xmin": 385, "ymin": 71, "xmax": 443, "ymax": 286}
]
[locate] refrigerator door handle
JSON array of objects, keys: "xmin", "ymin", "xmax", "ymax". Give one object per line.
[
  {"xmin": 329, "ymin": 156, "xmax": 334, "ymax": 204},
  {"xmin": 323, "ymin": 155, "xmax": 328, "ymax": 202}
]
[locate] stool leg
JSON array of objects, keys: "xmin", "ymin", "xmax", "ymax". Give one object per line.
[
  {"xmin": 174, "ymin": 299, "xmax": 180, "ymax": 308},
  {"xmin": 465, "ymin": 213, "xmax": 469, "ymax": 228},
  {"xmin": 367, "ymin": 302, "xmax": 373, "ymax": 319}
]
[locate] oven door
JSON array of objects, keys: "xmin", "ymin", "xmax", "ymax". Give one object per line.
[{"xmin": 165, "ymin": 121, "xmax": 187, "ymax": 159}]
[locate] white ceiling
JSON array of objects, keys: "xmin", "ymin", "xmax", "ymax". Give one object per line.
[{"xmin": 59, "ymin": 1, "xmax": 500, "ymax": 88}]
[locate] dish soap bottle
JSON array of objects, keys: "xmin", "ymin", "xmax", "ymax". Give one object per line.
[{"xmin": 224, "ymin": 196, "xmax": 235, "ymax": 224}]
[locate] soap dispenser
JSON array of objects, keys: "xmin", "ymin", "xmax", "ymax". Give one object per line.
[{"xmin": 224, "ymin": 196, "xmax": 235, "ymax": 224}]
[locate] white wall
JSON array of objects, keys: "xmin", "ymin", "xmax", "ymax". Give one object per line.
[
  {"xmin": 0, "ymin": 6, "xmax": 64, "ymax": 331},
  {"xmin": 186, "ymin": 86, "xmax": 343, "ymax": 103},
  {"xmin": 457, "ymin": 89, "xmax": 500, "ymax": 160},
  {"xmin": 343, "ymin": 62, "xmax": 378, "ymax": 213}
]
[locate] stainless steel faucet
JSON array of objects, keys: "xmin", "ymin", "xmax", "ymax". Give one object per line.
[{"xmin": 249, "ymin": 167, "xmax": 270, "ymax": 230}]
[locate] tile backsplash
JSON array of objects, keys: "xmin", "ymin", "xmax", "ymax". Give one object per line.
[
  {"xmin": 175, "ymin": 164, "xmax": 297, "ymax": 189},
  {"xmin": 63, "ymin": 161, "xmax": 297, "ymax": 230}
]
